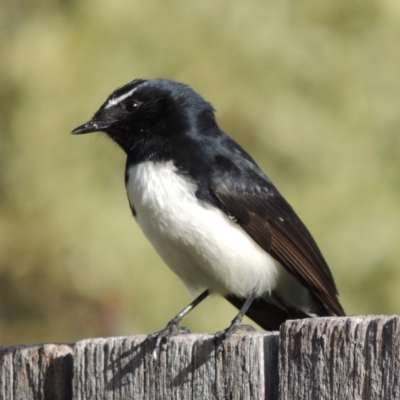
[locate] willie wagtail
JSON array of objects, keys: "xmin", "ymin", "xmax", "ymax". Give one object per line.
[{"xmin": 72, "ymin": 79, "xmax": 345, "ymax": 350}]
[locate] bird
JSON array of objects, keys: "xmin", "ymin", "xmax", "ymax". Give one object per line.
[{"xmin": 72, "ymin": 78, "xmax": 345, "ymax": 351}]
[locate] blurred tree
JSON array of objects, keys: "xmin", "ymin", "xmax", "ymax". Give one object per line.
[{"xmin": 1, "ymin": 0, "xmax": 400, "ymax": 344}]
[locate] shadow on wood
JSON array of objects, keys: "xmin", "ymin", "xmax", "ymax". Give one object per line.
[
  {"xmin": 0, "ymin": 344, "xmax": 73, "ymax": 400},
  {"xmin": 1, "ymin": 316, "xmax": 399, "ymax": 399},
  {"xmin": 73, "ymin": 332, "xmax": 277, "ymax": 399}
]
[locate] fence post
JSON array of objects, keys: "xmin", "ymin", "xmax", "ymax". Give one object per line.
[{"xmin": 1, "ymin": 316, "xmax": 399, "ymax": 399}]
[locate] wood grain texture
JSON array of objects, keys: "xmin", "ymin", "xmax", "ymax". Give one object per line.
[
  {"xmin": 279, "ymin": 316, "xmax": 400, "ymax": 400},
  {"xmin": 2, "ymin": 317, "xmax": 400, "ymax": 400},
  {"xmin": 0, "ymin": 343, "xmax": 73, "ymax": 400},
  {"xmin": 73, "ymin": 332, "xmax": 279, "ymax": 400}
]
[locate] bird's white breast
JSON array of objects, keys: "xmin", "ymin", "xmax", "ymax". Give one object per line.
[
  {"xmin": 126, "ymin": 161, "xmax": 284, "ymax": 298},
  {"xmin": 125, "ymin": 161, "xmax": 314, "ymax": 315}
]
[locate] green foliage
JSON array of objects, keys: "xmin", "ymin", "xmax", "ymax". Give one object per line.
[{"xmin": 1, "ymin": 0, "xmax": 400, "ymax": 344}]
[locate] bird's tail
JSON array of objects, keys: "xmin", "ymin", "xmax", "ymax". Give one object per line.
[{"xmin": 225, "ymin": 295, "xmax": 317, "ymax": 331}]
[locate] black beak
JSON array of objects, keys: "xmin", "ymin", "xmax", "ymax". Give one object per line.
[{"xmin": 71, "ymin": 119, "xmax": 113, "ymax": 135}]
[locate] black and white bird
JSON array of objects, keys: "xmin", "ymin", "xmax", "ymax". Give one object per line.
[{"xmin": 72, "ymin": 78, "xmax": 345, "ymax": 347}]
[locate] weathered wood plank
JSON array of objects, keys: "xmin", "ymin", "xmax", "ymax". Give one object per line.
[
  {"xmin": 0, "ymin": 343, "xmax": 73, "ymax": 400},
  {"xmin": 2, "ymin": 316, "xmax": 400, "ymax": 400},
  {"xmin": 279, "ymin": 316, "xmax": 400, "ymax": 400},
  {"xmin": 73, "ymin": 332, "xmax": 279, "ymax": 400}
]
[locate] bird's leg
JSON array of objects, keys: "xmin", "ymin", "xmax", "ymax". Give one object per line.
[
  {"xmin": 147, "ymin": 289, "xmax": 210, "ymax": 359},
  {"xmin": 214, "ymin": 292, "xmax": 257, "ymax": 346}
]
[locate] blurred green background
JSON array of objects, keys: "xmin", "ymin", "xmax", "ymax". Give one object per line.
[{"xmin": 1, "ymin": 0, "xmax": 400, "ymax": 345}]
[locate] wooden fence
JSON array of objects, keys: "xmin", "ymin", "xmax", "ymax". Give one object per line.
[{"xmin": 1, "ymin": 316, "xmax": 399, "ymax": 399}]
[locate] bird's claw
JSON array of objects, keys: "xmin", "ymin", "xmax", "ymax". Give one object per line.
[
  {"xmin": 147, "ymin": 321, "xmax": 191, "ymax": 360},
  {"xmin": 214, "ymin": 323, "xmax": 256, "ymax": 350}
]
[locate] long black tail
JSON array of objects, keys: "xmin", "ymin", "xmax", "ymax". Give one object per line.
[{"xmin": 225, "ymin": 295, "xmax": 312, "ymax": 331}]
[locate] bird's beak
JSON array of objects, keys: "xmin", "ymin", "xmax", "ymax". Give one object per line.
[{"xmin": 71, "ymin": 118, "xmax": 113, "ymax": 135}]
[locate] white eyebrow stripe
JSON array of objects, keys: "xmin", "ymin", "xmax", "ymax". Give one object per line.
[{"xmin": 105, "ymin": 87, "xmax": 138, "ymax": 109}]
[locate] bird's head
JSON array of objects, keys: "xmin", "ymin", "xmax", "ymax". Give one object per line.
[{"xmin": 72, "ymin": 79, "xmax": 216, "ymax": 155}]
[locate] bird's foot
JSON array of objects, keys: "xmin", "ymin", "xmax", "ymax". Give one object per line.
[
  {"xmin": 147, "ymin": 321, "xmax": 191, "ymax": 360},
  {"xmin": 214, "ymin": 322, "xmax": 256, "ymax": 349}
]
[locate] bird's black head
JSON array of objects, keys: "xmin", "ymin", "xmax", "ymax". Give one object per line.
[{"xmin": 72, "ymin": 79, "xmax": 217, "ymax": 157}]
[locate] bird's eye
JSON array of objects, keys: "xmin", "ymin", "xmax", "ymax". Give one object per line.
[{"xmin": 125, "ymin": 100, "xmax": 140, "ymax": 112}]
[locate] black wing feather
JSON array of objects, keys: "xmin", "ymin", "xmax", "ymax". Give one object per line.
[{"xmin": 213, "ymin": 180, "xmax": 345, "ymax": 317}]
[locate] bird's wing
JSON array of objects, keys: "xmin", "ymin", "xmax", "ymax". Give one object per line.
[{"xmin": 212, "ymin": 177, "xmax": 345, "ymax": 317}]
